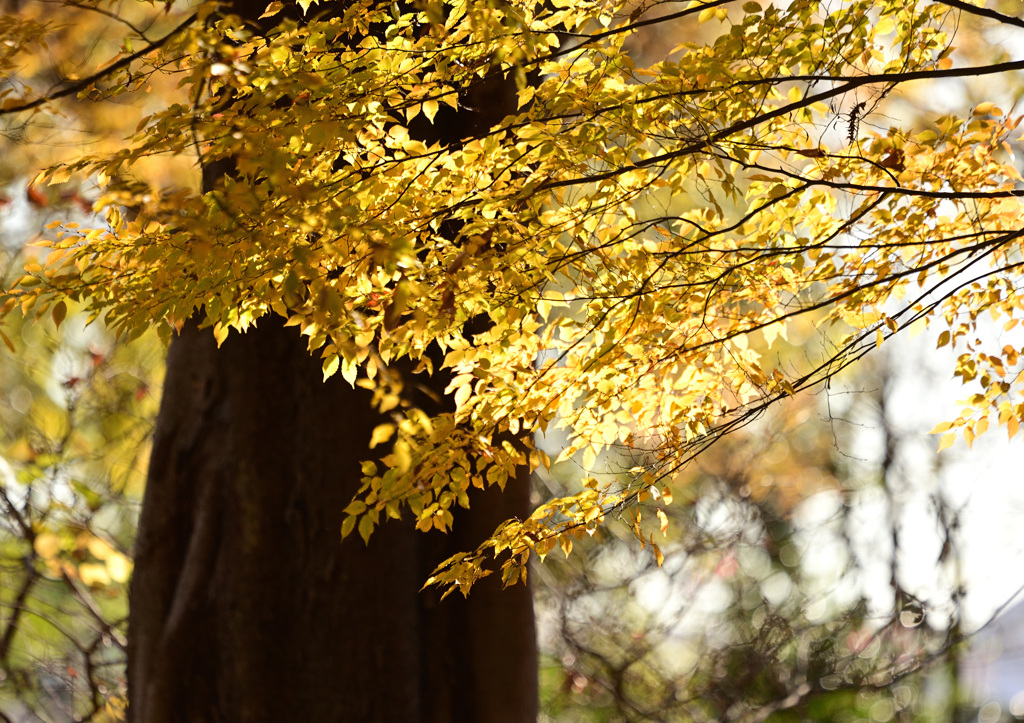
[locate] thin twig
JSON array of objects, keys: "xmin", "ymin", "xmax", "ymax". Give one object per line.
[{"xmin": 0, "ymin": 12, "xmax": 197, "ymax": 116}]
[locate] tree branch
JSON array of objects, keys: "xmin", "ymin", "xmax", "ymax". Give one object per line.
[
  {"xmin": 0, "ymin": 11, "xmax": 197, "ymax": 116},
  {"xmin": 541, "ymin": 58, "xmax": 1024, "ymax": 192},
  {"xmin": 936, "ymin": 0, "xmax": 1024, "ymax": 31}
]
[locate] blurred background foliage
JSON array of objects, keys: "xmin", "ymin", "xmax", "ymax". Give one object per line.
[
  {"xmin": 534, "ymin": 371, "xmax": 977, "ymax": 722},
  {"xmin": 0, "ymin": 235, "xmax": 161, "ymax": 721},
  {"xmin": 0, "ymin": 0, "xmax": 171, "ymax": 716}
]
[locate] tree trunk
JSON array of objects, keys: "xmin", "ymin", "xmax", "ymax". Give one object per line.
[
  {"xmin": 127, "ymin": 2, "xmax": 535, "ymax": 716},
  {"xmin": 128, "ymin": 317, "xmax": 537, "ymax": 721}
]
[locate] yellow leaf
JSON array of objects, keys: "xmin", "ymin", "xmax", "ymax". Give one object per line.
[
  {"xmin": 423, "ymin": 99, "xmax": 439, "ymax": 123},
  {"xmin": 369, "ymin": 423, "xmax": 395, "ymax": 449},
  {"xmin": 51, "ymin": 300, "xmax": 67, "ymax": 329},
  {"xmin": 322, "ymin": 354, "xmax": 340, "ymax": 380},
  {"xmin": 501, "ymin": 563, "xmax": 521, "ymax": 588},
  {"xmin": 453, "ymin": 382, "xmax": 472, "ymax": 411},
  {"xmin": 259, "ymin": 0, "xmax": 284, "ymax": 17},
  {"xmin": 874, "ymin": 16, "xmax": 895, "ymax": 35},
  {"xmin": 582, "ymin": 444, "xmax": 597, "ymax": 471},
  {"xmin": 762, "ymin": 321, "xmax": 787, "ymax": 348},
  {"xmin": 401, "ymin": 139, "xmax": 428, "ymax": 156},
  {"xmin": 48, "ymin": 167, "xmax": 72, "ymax": 186},
  {"xmin": 341, "ymin": 359, "xmax": 357, "ymax": 386},
  {"xmin": 937, "ymin": 433, "xmax": 956, "ymax": 452},
  {"xmin": 555, "ymin": 445, "xmax": 577, "ymax": 464}
]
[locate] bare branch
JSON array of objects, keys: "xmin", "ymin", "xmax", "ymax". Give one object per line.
[
  {"xmin": 936, "ymin": 0, "xmax": 1024, "ymax": 31},
  {"xmin": 0, "ymin": 11, "xmax": 197, "ymax": 116}
]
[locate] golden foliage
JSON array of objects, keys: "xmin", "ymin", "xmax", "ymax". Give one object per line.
[{"xmin": 6, "ymin": 0, "xmax": 1024, "ymax": 595}]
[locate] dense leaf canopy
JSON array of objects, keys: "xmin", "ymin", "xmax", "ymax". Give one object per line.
[{"xmin": 6, "ymin": 0, "xmax": 1024, "ymax": 594}]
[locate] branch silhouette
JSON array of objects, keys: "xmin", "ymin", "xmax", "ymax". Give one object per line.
[{"xmin": 0, "ymin": 11, "xmax": 197, "ymax": 116}]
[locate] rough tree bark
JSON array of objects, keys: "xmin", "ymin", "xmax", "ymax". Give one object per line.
[{"xmin": 126, "ymin": 3, "xmax": 538, "ymax": 721}]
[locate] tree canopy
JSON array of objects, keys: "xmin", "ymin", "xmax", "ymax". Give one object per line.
[{"xmin": 6, "ymin": 0, "xmax": 1024, "ymax": 598}]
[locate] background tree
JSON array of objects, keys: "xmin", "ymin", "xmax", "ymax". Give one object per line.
[
  {"xmin": 536, "ymin": 355, "xmax": 977, "ymax": 722},
  {"xmin": 3, "ymin": 0, "xmax": 1024, "ymax": 719},
  {"xmin": 0, "ymin": 281, "xmax": 157, "ymax": 722}
]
